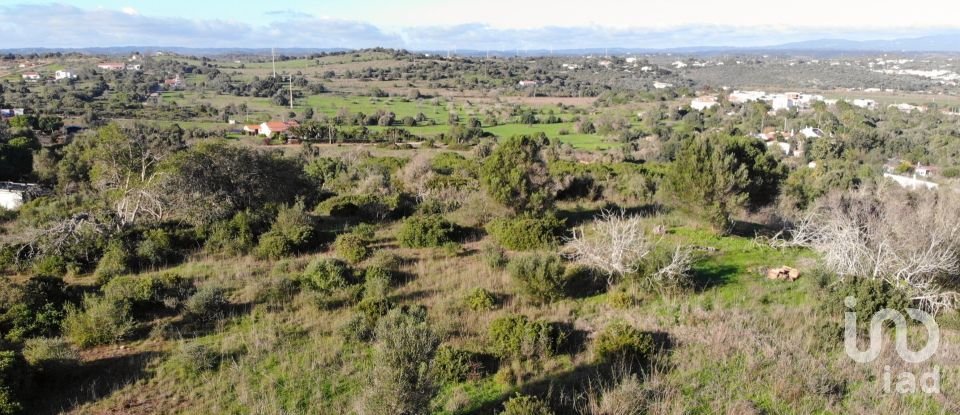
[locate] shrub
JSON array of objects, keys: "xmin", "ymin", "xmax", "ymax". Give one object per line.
[
  {"xmin": 301, "ymin": 258, "xmax": 353, "ymax": 293},
  {"xmin": 315, "ymin": 194, "xmax": 400, "ymax": 221},
  {"xmin": 482, "ymin": 244, "xmax": 508, "ymax": 269},
  {"xmin": 0, "ymin": 276, "xmax": 67, "ymax": 342},
  {"xmin": 169, "ymin": 342, "xmax": 218, "ymax": 377},
  {"xmin": 368, "ymin": 250, "xmax": 403, "ymax": 272},
  {"xmin": 487, "ymin": 315, "xmax": 566, "ymax": 360},
  {"xmin": 396, "ymin": 214, "xmax": 457, "ymax": 248},
  {"xmin": 334, "ymin": 232, "xmax": 370, "ymax": 264},
  {"xmin": 31, "ymin": 255, "xmax": 67, "ymax": 278},
  {"xmin": 22, "ymin": 337, "xmax": 78, "ymax": 372},
  {"xmin": 360, "ymin": 307, "xmax": 440, "ymax": 414},
  {"xmin": 432, "ymin": 345, "xmax": 482, "ymax": 385},
  {"xmin": 137, "ymin": 228, "xmax": 177, "ymax": 268},
  {"xmin": 102, "ymin": 273, "xmax": 192, "ymax": 311},
  {"xmin": 508, "ymin": 253, "xmax": 569, "ymax": 303},
  {"xmin": 184, "ymin": 285, "xmax": 228, "ymax": 321},
  {"xmin": 94, "ymin": 239, "xmax": 132, "ymax": 283},
  {"xmin": 253, "ymin": 277, "xmax": 300, "ymax": 305},
  {"xmin": 363, "ymin": 267, "xmax": 394, "ymax": 299},
  {"xmin": 63, "ymin": 294, "xmax": 135, "ymax": 348},
  {"xmin": 0, "ymin": 351, "xmax": 26, "ymax": 415},
  {"xmin": 255, "ymin": 202, "xmax": 316, "ymax": 259},
  {"xmin": 486, "ymin": 215, "xmax": 564, "ymax": 251},
  {"xmin": 502, "ymin": 394, "xmax": 554, "ymax": 415},
  {"xmin": 204, "ymin": 211, "xmax": 255, "ymax": 255},
  {"xmin": 254, "ymin": 232, "xmax": 294, "ymax": 260},
  {"xmin": 826, "ymin": 277, "xmax": 910, "ymax": 325},
  {"xmin": 464, "ymin": 288, "xmax": 497, "ymax": 311},
  {"xmin": 593, "ymin": 321, "xmax": 655, "ymax": 364}
]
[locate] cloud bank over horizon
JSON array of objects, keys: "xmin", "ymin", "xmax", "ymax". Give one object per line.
[{"xmin": 1, "ymin": 3, "xmax": 959, "ymax": 50}]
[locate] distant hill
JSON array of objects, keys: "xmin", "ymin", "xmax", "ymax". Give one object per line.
[{"xmin": 5, "ymin": 32, "xmax": 960, "ymax": 56}]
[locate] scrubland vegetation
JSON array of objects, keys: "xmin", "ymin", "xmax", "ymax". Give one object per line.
[{"xmin": 1, "ymin": 49, "xmax": 959, "ymax": 414}]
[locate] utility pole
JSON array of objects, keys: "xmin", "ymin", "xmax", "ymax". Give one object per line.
[
  {"xmin": 288, "ymin": 75, "xmax": 293, "ymax": 110},
  {"xmin": 272, "ymin": 47, "xmax": 276, "ymax": 78}
]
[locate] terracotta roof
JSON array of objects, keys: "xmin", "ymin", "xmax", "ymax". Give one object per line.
[{"xmin": 264, "ymin": 121, "xmax": 289, "ymax": 132}]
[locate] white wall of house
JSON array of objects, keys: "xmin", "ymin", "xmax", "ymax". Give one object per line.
[
  {"xmin": 0, "ymin": 190, "xmax": 25, "ymax": 210},
  {"xmin": 883, "ymin": 173, "xmax": 938, "ymax": 190}
]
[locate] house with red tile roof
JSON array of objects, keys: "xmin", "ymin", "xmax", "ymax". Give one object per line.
[{"xmin": 258, "ymin": 120, "xmax": 300, "ymax": 137}]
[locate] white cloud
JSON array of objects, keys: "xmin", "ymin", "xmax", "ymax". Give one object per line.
[{"xmin": 1, "ymin": 2, "xmax": 959, "ymax": 50}]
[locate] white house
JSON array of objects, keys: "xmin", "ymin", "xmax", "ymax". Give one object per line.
[
  {"xmin": 0, "ymin": 182, "xmax": 39, "ymax": 210},
  {"xmin": 97, "ymin": 62, "xmax": 125, "ymax": 71},
  {"xmin": 916, "ymin": 165, "xmax": 937, "ymax": 177},
  {"xmin": 653, "ymin": 81, "xmax": 673, "ymax": 89},
  {"xmin": 852, "ymin": 99, "xmax": 877, "ymax": 110},
  {"xmin": 672, "ymin": 61, "xmax": 688, "ymax": 69},
  {"xmin": 259, "ymin": 120, "xmax": 300, "ymax": 137},
  {"xmin": 640, "ymin": 66, "xmax": 654, "ymax": 72},
  {"xmin": 771, "ymin": 94, "xmax": 794, "ymax": 111},
  {"xmin": 890, "ymin": 103, "xmax": 926, "ymax": 113},
  {"xmin": 55, "ymin": 70, "xmax": 76, "ymax": 80},
  {"xmin": 517, "ymin": 80, "xmax": 539, "ymax": 87},
  {"xmin": 799, "ymin": 127, "xmax": 825, "ymax": 139},
  {"xmin": 21, "ymin": 72, "xmax": 40, "ymax": 81},
  {"xmin": 766, "ymin": 141, "xmax": 791, "ymax": 155},
  {"xmin": 884, "ymin": 173, "xmax": 938, "ymax": 190},
  {"xmin": 691, "ymin": 96, "xmax": 718, "ymax": 111},
  {"xmin": 728, "ymin": 90, "xmax": 766, "ymax": 104}
]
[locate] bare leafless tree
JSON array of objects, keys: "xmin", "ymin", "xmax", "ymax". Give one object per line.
[
  {"xmin": 563, "ymin": 209, "xmax": 655, "ymax": 285},
  {"xmin": 783, "ymin": 186, "xmax": 960, "ymax": 313},
  {"xmin": 651, "ymin": 245, "xmax": 696, "ymax": 290}
]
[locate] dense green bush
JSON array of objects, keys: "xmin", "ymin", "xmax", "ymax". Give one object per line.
[
  {"xmin": 508, "ymin": 253, "xmax": 569, "ymax": 303},
  {"xmin": 501, "ymin": 394, "xmax": 554, "ymax": 415},
  {"xmin": 94, "ymin": 239, "xmax": 132, "ymax": 283},
  {"xmin": 0, "ymin": 350, "xmax": 26, "ymax": 415},
  {"xmin": 31, "ymin": 255, "xmax": 67, "ymax": 278},
  {"xmin": 63, "ymin": 294, "xmax": 135, "ymax": 348},
  {"xmin": 480, "ymin": 135, "xmax": 554, "ymax": 214},
  {"xmin": 1, "ymin": 303, "xmax": 64, "ymax": 344},
  {"xmin": 204, "ymin": 211, "xmax": 255, "ymax": 255},
  {"xmin": 315, "ymin": 194, "xmax": 401, "ymax": 221},
  {"xmin": 464, "ymin": 288, "xmax": 498, "ymax": 311},
  {"xmin": 301, "ymin": 258, "xmax": 353, "ymax": 293},
  {"xmin": 361, "ymin": 307, "xmax": 440, "ymax": 414},
  {"xmin": 255, "ymin": 202, "xmax": 316, "ymax": 260},
  {"xmin": 593, "ymin": 321, "xmax": 655, "ymax": 364},
  {"xmin": 0, "ymin": 276, "xmax": 68, "ymax": 342},
  {"xmin": 486, "ymin": 215, "xmax": 564, "ymax": 251},
  {"xmin": 487, "ymin": 315, "xmax": 566, "ymax": 360},
  {"xmin": 102, "ymin": 273, "xmax": 192, "ymax": 311},
  {"xmin": 826, "ymin": 277, "xmax": 910, "ymax": 325},
  {"xmin": 334, "ymin": 232, "xmax": 370, "ymax": 264},
  {"xmin": 396, "ymin": 214, "xmax": 457, "ymax": 248},
  {"xmin": 137, "ymin": 228, "xmax": 178, "ymax": 268},
  {"xmin": 432, "ymin": 345, "xmax": 482, "ymax": 385},
  {"xmin": 253, "ymin": 232, "xmax": 294, "ymax": 261}
]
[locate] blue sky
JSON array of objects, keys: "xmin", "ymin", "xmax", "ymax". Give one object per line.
[{"xmin": 2, "ymin": 1, "xmax": 960, "ymax": 49}]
